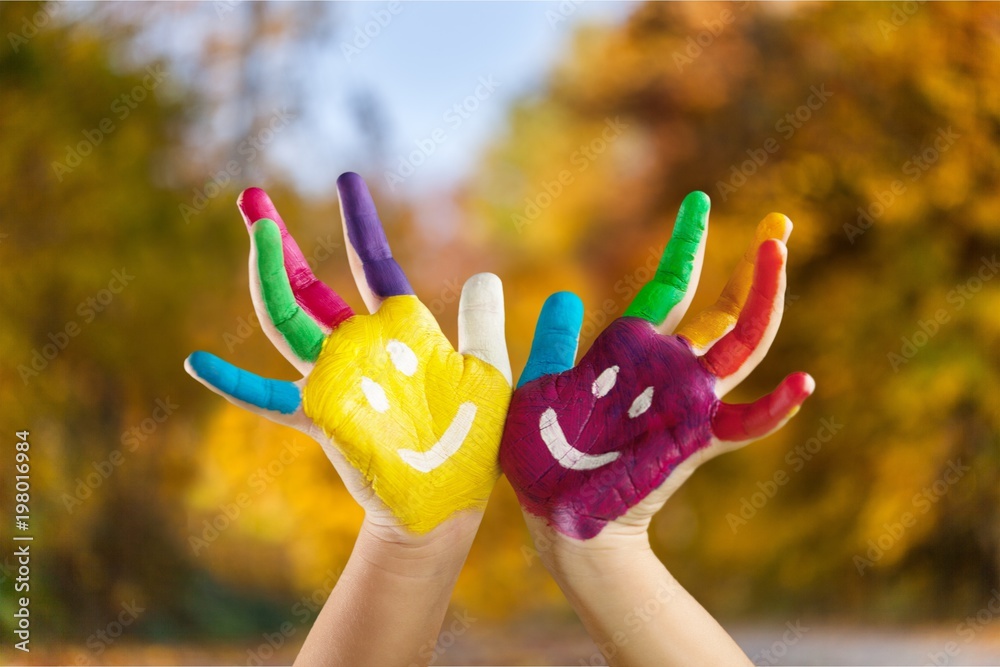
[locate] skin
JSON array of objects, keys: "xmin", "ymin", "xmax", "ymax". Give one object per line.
[
  {"xmin": 185, "ymin": 174, "xmax": 511, "ymax": 666},
  {"xmin": 502, "ymin": 191, "xmax": 814, "ymax": 666}
]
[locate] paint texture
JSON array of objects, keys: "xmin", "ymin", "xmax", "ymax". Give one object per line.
[
  {"xmin": 238, "ymin": 187, "xmax": 354, "ymax": 329},
  {"xmin": 500, "ymin": 194, "xmax": 812, "ymax": 539},
  {"xmin": 338, "ymin": 172, "xmax": 414, "ymax": 299},
  {"xmin": 188, "ymin": 174, "xmax": 512, "ymax": 534},
  {"xmin": 303, "ymin": 295, "xmax": 510, "ymax": 533},
  {"xmin": 502, "ymin": 318, "xmax": 717, "ymax": 539},
  {"xmin": 253, "ymin": 218, "xmax": 326, "ymax": 362},
  {"xmin": 624, "ymin": 191, "xmax": 709, "ymax": 325},
  {"xmin": 187, "ymin": 351, "xmax": 301, "ymax": 414},
  {"xmin": 678, "ymin": 212, "xmax": 791, "ymax": 350}
]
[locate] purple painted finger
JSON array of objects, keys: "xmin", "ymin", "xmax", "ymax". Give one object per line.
[
  {"xmin": 337, "ymin": 172, "xmax": 413, "ymax": 298},
  {"xmin": 238, "ymin": 187, "xmax": 354, "ymax": 329}
]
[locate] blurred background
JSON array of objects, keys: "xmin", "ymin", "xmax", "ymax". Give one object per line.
[{"xmin": 2, "ymin": 1, "xmax": 998, "ymax": 664}]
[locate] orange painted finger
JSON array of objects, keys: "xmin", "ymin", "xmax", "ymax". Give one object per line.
[
  {"xmin": 678, "ymin": 213, "xmax": 791, "ymax": 352},
  {"xmin": 700, "ymin": 239, "xmax": 786, "ymax": 394}
]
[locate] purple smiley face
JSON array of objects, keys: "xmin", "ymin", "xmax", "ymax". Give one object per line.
[{"xmin": 500, "ymin": 317, "xmax": 718, "ymax": 540}]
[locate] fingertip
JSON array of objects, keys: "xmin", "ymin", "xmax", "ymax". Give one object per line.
[
  {"xmin": 758, "ymin": 212, "xmax": 793, "ymax": 243},
  {"xmin": 541, "ymin": 291, "xmax": 584, "ymax": 329},
  {"xmin": 773, "ymin": 372, "xmax": 815, "ymax": 419},
  {"xmin": 237, "ymin": 187, "xmax": 276, "ymax": 228},
  {"xmin": 681, "ymin": 190, "xmax": 711, "ymax": 215},
  {"xmin": 250, "ymin": 217, "xmax": 280, "ymax": 244},
  {"xmin": 460, "ymin": 273, "xmax": 505, "ymax": 313},
  {"xmin": 787, "ymin": 371, "xmax": 816, "ymax": 400},
  {"xmin": 465, "ymin": 271, "xmax": 503, "ymax": 292},
  {"xmin": 185, "ymin": 350, "xmax": 218, "ymax": 383},
  {"xmin": 337, "ymin": 172, "xmax": 378, "ymax": 219},
  {"xmin": 756, "ymin": 238, "xmax": 787, "ymax": 268}
]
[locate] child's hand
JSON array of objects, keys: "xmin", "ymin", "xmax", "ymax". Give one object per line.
[
  {"xmin": 500, "ymin": 192, "xmax": 814, "ymax": 541},
  {"xmin": 185, "ymin": 173, "xmax": 511, "ymax": 536}
]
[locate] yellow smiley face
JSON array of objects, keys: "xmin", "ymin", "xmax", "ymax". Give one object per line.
[{"xmin": 302, "ymin": 295, "xmax": 511, "ymax": 533}]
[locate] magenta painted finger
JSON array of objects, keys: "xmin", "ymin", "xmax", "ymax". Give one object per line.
[
  {"xmin": 238, "ymin": 187, "xmax": 354, "ymax": 329},
  {"xmin": 337, "ymin": 172, "xmax": 414, "ymax": 298}
]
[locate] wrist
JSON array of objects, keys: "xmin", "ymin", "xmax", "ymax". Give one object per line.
[
  {"xmin": 355, "ymin": 510, "xmax": 481, "ymax": 581},
  {"xmin": 522, "ymin": 512, "xmax": 658, "ymax": 584}
]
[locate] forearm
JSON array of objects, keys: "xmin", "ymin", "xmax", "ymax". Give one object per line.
[
  {"xmin": 295, "ymin": 514, "xmax": 479, "ymax": 667},
  {"xmin": 534, "ymin": 522, "xmax": 751, "ymax": 667}
]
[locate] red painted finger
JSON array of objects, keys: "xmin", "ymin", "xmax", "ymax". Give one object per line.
[
  {"xmin": 238, "ymin": 187, "xmax": 354, "ymax": 329},
  {"xmin": 701, "ymin": 239, "xmax": 786, "ymax": 386},
  {"xmin": 711, "ymin": 372, "xmax": 815, "ymax": 442}
]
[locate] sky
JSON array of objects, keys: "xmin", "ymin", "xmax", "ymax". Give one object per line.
[
  {"xmin": 276, "ymin": 1, "xmax": 638, "ymax": 197},
  {"xmin": 65, "ymin": 1, "xmax": 637, "ymax": 202}
]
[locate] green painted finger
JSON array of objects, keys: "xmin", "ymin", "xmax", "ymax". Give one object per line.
[
  {"xmin": 625, "ymin": 191, "xmax": 710, "ymax": 325},
  {"xmin": 254, "ymin": 219, "xmax": 325, "ymax": 362}
]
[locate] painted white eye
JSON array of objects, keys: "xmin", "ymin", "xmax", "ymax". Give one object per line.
[
  {"xmin": 387, "ymin": 339, "xmax": 418, "ymax": 376},
  {"xmin": 628, "ymin": 386, "xmax": 654, "ymax": 419},
  {"xmin": 592, "ymin": 366, "xmax": 620, "ymax": 398},
  {"xmin": 361, "ymin": 377, "xmax": 389, "ymax": 413}
]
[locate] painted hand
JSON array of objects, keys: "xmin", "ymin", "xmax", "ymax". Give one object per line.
[
  {"xmin": 500, "ymin": 192, "xmax": 814, "ymax": 540},
  {"xmin": 185, "ymin": 174, "xmax": 512, "ymax": 534}
]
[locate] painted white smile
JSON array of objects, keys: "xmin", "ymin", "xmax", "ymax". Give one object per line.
[
  {"xmin": 540, "ymin": 365, "xmax": 654, "ymax": 471},
  {"xmin": 397, "ymin": 402, "xmax": 477, "ymax": 473},
  {"xmin": 359, "ymin": 340, "xmax": 477, "ymax": 473}
]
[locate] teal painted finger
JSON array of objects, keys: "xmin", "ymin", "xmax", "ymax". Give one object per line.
[
  {"xmin": 625, "ymin": 191, "xmax": 710, "ymax": 325},
  {"xmin": 254, "ymin": 219, "xmax": 325, "ymax": 362},
  {"xmin": 518, "ymin": 292, "xmax": 584, "ymax": 388},
  {"xmin": 187, "ymin": 351, "xmax": 301, "ymax": 414}
]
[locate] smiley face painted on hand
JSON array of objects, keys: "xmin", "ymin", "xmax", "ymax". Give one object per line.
[
  {"xmin": 303, "ymin": 296, "xmax": 509, "ymax": 533},
  {"xmin": 502, "ymin": 319, "xmax": 718, "ymax": 539},
  {"xmin": 500, "ymin": 192, "xmax": 814, "ymax": 539},
  {"xmin": 185, "ymin": 174, "xmax": 512, "ymax": 535}
]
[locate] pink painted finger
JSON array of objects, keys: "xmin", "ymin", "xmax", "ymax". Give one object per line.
[
  {"xmin": 711, "ymin": 372, "xmax": 815, "ymax": 442},
  {"xmin": 238, "ymin": 187, "xmax": 354, "ymax": 329},
  {"xmin": 701, "ymin": 239, "xmax": 786, "ymax": 392}
]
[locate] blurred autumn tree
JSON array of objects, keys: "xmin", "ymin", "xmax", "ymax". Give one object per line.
[
  {"xmin": 0, "ymin": 0, "xmax": 364, "ymax": 644},
  {"xmin": 465, "ymin": 1, "xmax": 999, "ymax": 620},
  {"xmin": 2, "ymin": 1, "xmax": 999, "ymax": 660}
]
